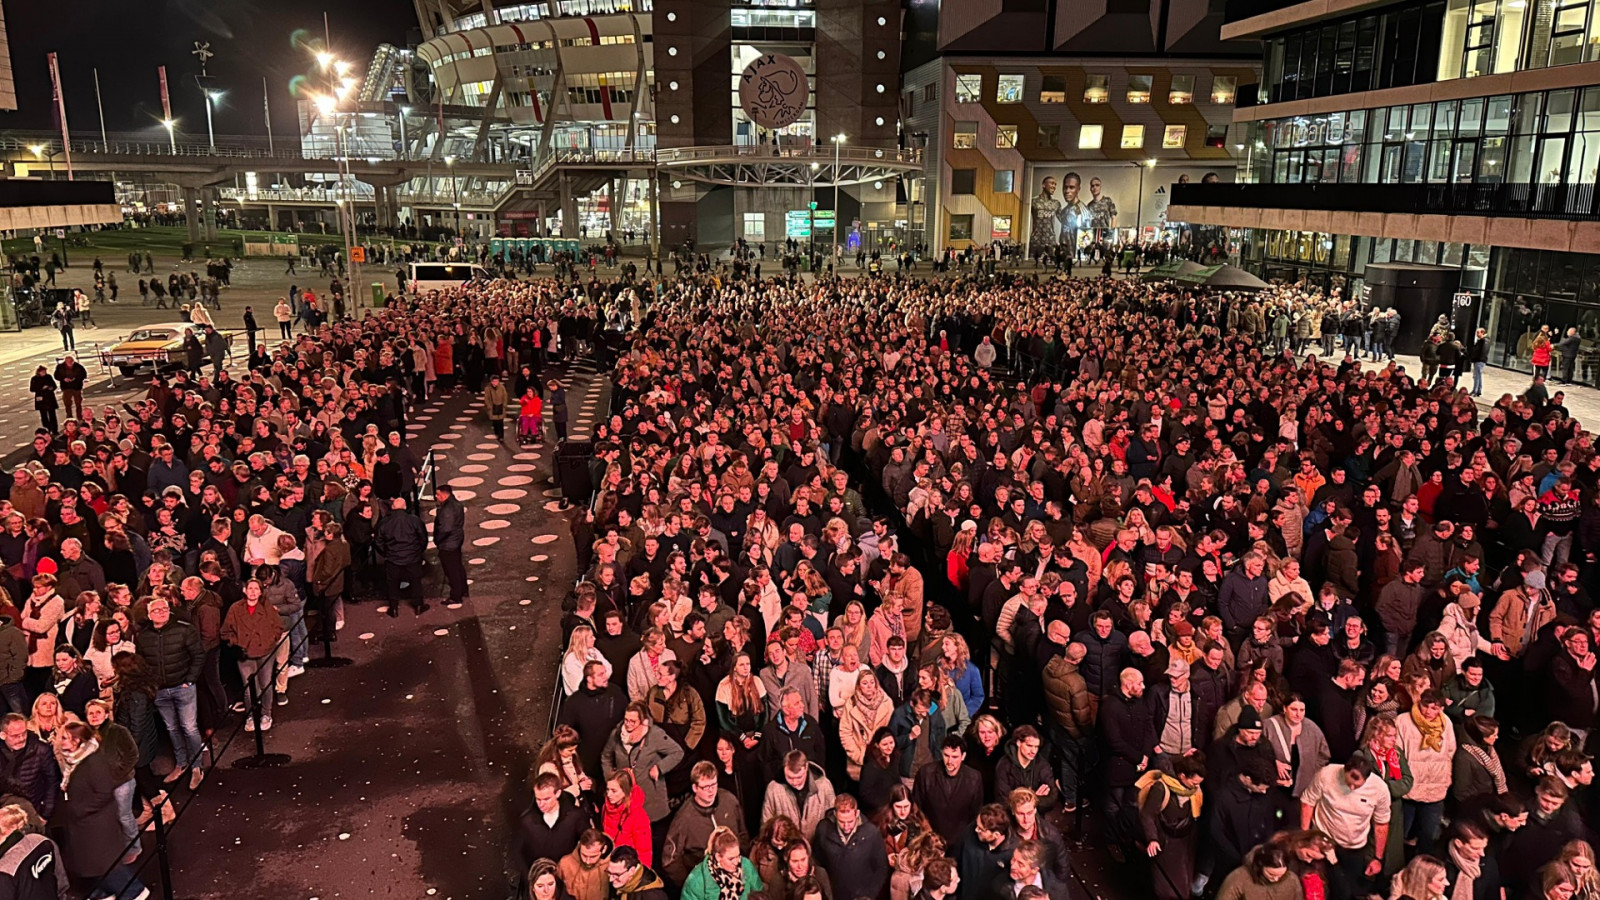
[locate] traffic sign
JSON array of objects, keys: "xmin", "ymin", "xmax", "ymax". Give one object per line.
[
  {"xmin": 54, "ymin": 229, "xmax": 65, "ymax": 239},
  {"xmin": 350, "ymin": 247, "xmax": 366, "ymax": 263}
]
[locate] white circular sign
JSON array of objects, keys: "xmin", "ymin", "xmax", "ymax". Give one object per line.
[{"xmin": 739, "ymin": 54, "xmax": 809, "ymax": 130}]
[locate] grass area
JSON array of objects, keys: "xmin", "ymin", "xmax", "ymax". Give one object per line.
[{"xmin": 1, "ymin": 226, "xmax": 349, "ymax": 260}]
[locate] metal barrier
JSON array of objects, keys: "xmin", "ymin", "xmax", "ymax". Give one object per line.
[{"xmin": 83, "ymin": 610, "xmax": 308, "ymax": 900}]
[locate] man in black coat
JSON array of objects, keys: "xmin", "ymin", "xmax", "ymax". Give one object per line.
[
  {"xmin": 433, "ymin": 484, "xmax": 468, "ymax": 605},
  {"xmin": 1307, "ymin": 659, "xmax": 1365, "ymax": 763},
  {"xmin": 1099, "ymin": 668, "xmax": 1154, "ymax": 843},
  {"xmin": 519, "ymin": 772, "xmax": 592, "ymax": 868},
  {"xmin": 913, "ymin": 735, "xmax": 985, "ymax": 847},
  {"xmin": 1201, "ymin": 757, "xmax": 1279, "ymax": 891},
  {"xmin": 374, "ymin": 496, "xmax": 429, "ymax": 617},
  {"xmin": 760, "ymin": 688, "xmax": 826, "ymax": 781},
  {"xmin": 986, "ymin": 838, "xmax": 1074, "ymax": 900},
  {"xmin": 0, "ymin": 717, "xmax": 57, "ymax": 820},
  {"xmin": 814, "ymin": 797, "xmax": 889, "ymax": 900},
  {"xmin": 955, "ymin": 805, "xmax": 1015, "ymax": 900},
  {"xmin": 558, "ymin": 662, "xmax": 628, "ymax": 776}
]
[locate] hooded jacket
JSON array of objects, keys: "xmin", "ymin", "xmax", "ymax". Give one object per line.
[
  {"xmin": 759, "ymin": 762, "xmax": 836, "ymax": 840},
  {"xmin": 603, "ymin": 782, "xmax": 654, "ymax": 867}
]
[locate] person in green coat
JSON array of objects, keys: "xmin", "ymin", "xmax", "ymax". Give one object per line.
[
  {"xmin": 1357, "ymin": 714, "xmax": 1412, "ymax": 878},
  {"xmin": 683, "ymin": 827, "xmax": 764, "ymax": 900}
]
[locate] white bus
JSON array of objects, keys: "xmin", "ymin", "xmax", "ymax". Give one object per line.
[{"xmin": 409, "ymin": 262, "xmax": 486, "ymax": 294}]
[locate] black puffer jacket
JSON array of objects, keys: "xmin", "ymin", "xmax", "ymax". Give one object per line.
[
  {"xmin": 374, "ymin": 510, "xmax": 428, "ymax": 566},
  {"xmin": 134, "ymin": 620, "xmax": 205, "ymax": 688}
]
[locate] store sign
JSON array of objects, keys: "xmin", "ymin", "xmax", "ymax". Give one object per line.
[
  {"xmin": 1454, "ymin": 291, "xmax": 1474, "ymax": 307},
  {"xmin": 1271, "ymin": 116, "xmax": 1352, "ymax": 149}
]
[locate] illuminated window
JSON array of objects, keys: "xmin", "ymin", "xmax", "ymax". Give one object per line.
[
  {"xmin": 1163, "ymin": 125, "xmax": 1187, "ymax": 148},
  {"xmin": 1121, "ymin": 124, "xmax": 1146, "ymax": 148},
  {"xmin": 955, "ymin": 74, "xmax": 983, "ymax": 103},
  {"xmin": 1078, "ymin": 124, "xmax": 1104, "ymax": 149},
  {"xmin": 996, "ymin": 125, "xmax": 1018, "ymax": 148},
  {"xmin": 1040, "ymin": 76, "xmax": 1067, "ymax": 103},
  {"xmin": 1210, "ymin": 76, "xmax": 1237, "ymax": 104},
  {"xmin": 996, "ymin": 75, "xmax": 1025, "ymax": 103},
  {"xmin": 1127, "ymin": 74, "xmax": 1153, "ymax": 103},
  {"xmin": 1084, "ymin": 74, "xmax": 1109, "ymax": 103},
  {"xmin": 952, "ymin": 121, "xmax": 978, "ymax": 149},
  {"xmin": 1168, "ymin": 75, "xmax": 1195, "ymax": 104},
  {"xmin": 991, "ymin": 215, "xmax": 1013, "ymax": 240}
]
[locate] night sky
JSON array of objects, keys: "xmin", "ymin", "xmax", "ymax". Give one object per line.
[{"xmin": 3, "ymin": 0, "xmax": 416, "ymax": 142}]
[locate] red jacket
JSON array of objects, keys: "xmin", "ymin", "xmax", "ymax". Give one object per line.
[{"xmin": 602, "ymin": 783, "xmax": 652, "ymax": 867}]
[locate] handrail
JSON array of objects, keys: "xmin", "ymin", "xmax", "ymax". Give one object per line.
[{"xmin": 654, "ymin": 144, "xmax": 923, "ymax": 165}]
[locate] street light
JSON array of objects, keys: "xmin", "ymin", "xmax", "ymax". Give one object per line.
[
  {"xmin": 162, "ymin": 118, "xmax": 177, "ymax": 155},
  {"xmin": 445, "ymin": 155, "xmax": 461, "ymax": 237},
  {"xmin": 398, "ymin": 105, "xmax": 410, "ymax": 160},
  {"xmin": 831, "ymin": 133, "xmax": 846, "ymax": 261},
  {"xmin": 204, "ymin": 90, "xmax": 224, "ymax": 154},
  {"xmin": 28, "ymin": 144, "xmax": 50, "ymax": 177},
  {"xmin": 809, "ymin": 161, "xmax": 819, "ymax": 262},
  {"xmin": 1131, "ymin": 158, "xmax": 1156, "ymax": 244}
]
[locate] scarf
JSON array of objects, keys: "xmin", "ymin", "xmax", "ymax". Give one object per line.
[
  {"xmin": 60, "ymin": 737, "xmax": 100, "ymax": 793},
  {"xmin": 709, "ymin": 860, "xmax": 745, "ymax": 900},
  {"xmin": 1134, "ymin": 769, "xmax": 1203, "ymax": 818},
  {"xmin": 1463, "ymin": 743, "xmax": 1508, "ymax": 794},
  {"xmin": 1368, "ymin": 743, "xmax": 1402, "ymax": 781},
  {"xmin": 1410, "ymin": 705, "xmax": 1445, "ymax": 752},
  {"xmin": 1448, "ymin": 841, "xmax": 1481, "ymax": 900}
]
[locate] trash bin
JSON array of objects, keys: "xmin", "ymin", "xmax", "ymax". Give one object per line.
[{"xmin": 371, "ymin": 283, "xmax": 384, "ymax": 309}]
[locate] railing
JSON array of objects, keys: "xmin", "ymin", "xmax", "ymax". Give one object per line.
[
  {"xmin": 654, "ymin": 144, "xmax": 923, "ymax": 165},
  {"xmin": 0, "ymin": 137, "xmax": 313, "ymax": 161},
  {"xmin": 1171, "ymin": 181, "xmax": 1600, "ymax": 222},
  {"xmin": 216, "ymin": 185, "xmax": 513, "ymax": 209}
]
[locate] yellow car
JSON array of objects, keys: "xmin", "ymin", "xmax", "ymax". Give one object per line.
[{"xmin": 98, "ymin": 323, "xmax": 234, "ymax": 377}]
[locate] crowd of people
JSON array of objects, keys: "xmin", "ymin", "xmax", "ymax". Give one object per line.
[
  {"xmin": 524, "ymin": 267, "xmax": 1600, "ymax": 900},
  {"xmin": 0, "ymin": 270, "xmax": 635, "ymax": 899}
]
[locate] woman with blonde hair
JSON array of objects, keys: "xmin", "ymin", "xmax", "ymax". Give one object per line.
[
  {"xmin": 828, "ymin": 644, "xmax": 866, "ymax": 711},
  {"xmin": 1389, "ymin": 855, "xmax": 1449, "ymax": 900},
  {"xmin": 1557, "ymin": 842, "xmax": 1600, "ymax": 900},
  {"xmin": 839, "ymin": 601, "xmax": 871, "ymax": 661},
  {"xmin": 839, "ymin": 668, "xmax": 893, "ymax": 781},
  {"xmin": 887, "ymin": 830, "xmax": 945, "ymax": 900},
  {"xmin": 560, "ymin": 626, "xmax": 610, "ymax": 696},
  {"xmin": 939, "ymin": 634, "xmax": 984, "ymax": 718},
  {"xmin": 684, "ymin": 826, "xmax": 764, "ymax": 900},
  {"xmin": 946, "ymin": 529, "xmax": 976, "ymax": 593}
]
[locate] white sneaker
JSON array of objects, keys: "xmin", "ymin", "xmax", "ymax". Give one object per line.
[
  {"xmin": 284, "ymin": 665, "xmax": 305, "ymax": 679},
  {"xmin": 244, "ymin": 717, "xmax": 256, "ymax": 732},
  {"xmin": 335, "ymin": 616, "xmax": 346, "ymax": 631},
  {"xmin": 259, "ymin": 715, "xmax": 273, "ymax": 731}
]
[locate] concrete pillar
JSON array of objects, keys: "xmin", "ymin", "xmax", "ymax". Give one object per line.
[
  {"xmin": 609, "ymin": 177, "xmax": 623, "ymax": 239},
  {"xmin": 560, "ymin": 171, "xmax": 578, "ymax": 239},
  {"xmin": 183, "ymin": 186, "xmax": 200, "ymax": 244},
  {"xmin": 201, "ymin": 189, "xmax": 218, "ymax": 242}
]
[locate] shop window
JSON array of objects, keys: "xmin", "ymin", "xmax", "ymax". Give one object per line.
[
  {"xmin": 1163, "ymin": 125, "xmax": 1187, "ymax": 148},
  {"xmin": 1121, "ymin": 124, "xmax": 1146, "ymax": 148},
  {"xmin": 951, "ymin": 169, "xmax": 977, "ymax": 194},
  {"xmin": 1127, "ymin": 74, "xmax": 1153, "ymax": 103},
  {"xmin": 1079, "ymin": 124, "xmax": 1104, "ymax": 149},
  {"xmin": 996, "ymin": 75, "xmax": 1025, "ymax": 103},
  {"xmin": 1084, "ymin": 74, "xmax": 1110, "ymax": 103},
  {"xmin": 953, "ymin": 121, "xmax": 978, "ymax": 149},
  {"xmin": 1169, "ymin": 75, "xmax": 1195, "ymax": 104},
  {"xmin": 1211, "ymin": 75, "xmax": 1237, "ymax": 104},
  {"xmin": 996, "ymin": 125, "xmax": 1018, "ymax": 148},
  {"xmin": 949, "ymin": 214, "xmax": 974, "ymax": 241},
  {"xmin": 955, "ymin": 74, "xmax": 982, "ymax": 103},
  {"xmin": 1040, "ymin": 76, "xmax": 1067, "ymax": 103},
  {"xmin": 994, "ymin": 170, "xmax": 1015, "ymax": 193}
]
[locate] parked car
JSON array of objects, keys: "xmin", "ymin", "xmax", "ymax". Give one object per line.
[{"xmin": 98, "ymin": 323, "xmax": 234, "ymax": 376}]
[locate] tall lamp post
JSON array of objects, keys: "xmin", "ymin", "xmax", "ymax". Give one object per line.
[
  {"xmin": 310, "ymin": 46, "xmax": 363, "ymax": 305},
  {"xmin": 446, "ymin": 155, "xmax": 462, "ymax": 238},
  {"xmin": 1132, "ymin": 158, "xmax": 1156, "ymax": 244},
  {"xmin": 808, "ymin": 161, "xmax": 819, "ymax": 263},
  {"xmin": 204, "ymin": 90, "xmax": 223, "ymax": 154},
  {"xmin": 831, "ymin": 133, "xmax": 846, "ymax": 260},
  {"xmin": 162, "ymin": 118, "xmax": 177, "ymax": 155}
]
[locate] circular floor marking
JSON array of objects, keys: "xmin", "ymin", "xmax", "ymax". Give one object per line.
[
  {"xmin": 447, "ymin": 476, "xmax": 484, "ymax": 487},
  {"xmin": 469, "ymin": 558, "xmax": 487, "ymax": 565},
  {"xmin": 498, "ymin": 475, "xmax": 533, "ymax": 486},
  {"xmin": 531, "ymin": 534, "xmax": 559, "ymax": 544},
  {"xmin": 439, "ymin": 433, "xmax": 463, "ymax": 441},
  {"xmin": 532, "ymin": 554, "xmax": 549, "ymax": 562},
  {"xmin": 449, "ymin": 424, "xmax": 469, "ymax": 431},
  {"xmin": 459, "ymin": 464, "xmax": 489, "ymax": 473},
  {"xmin": 453, "ymin": 490, "xmax": 477, "ymax": 500},
  {"xmin": 430, "ymin": 443, "xmax": 453, "ymax": 451},
  {"xmin": 475, "ymin": 442, "xmax": 500, "ymax": 450},
  {"xmin": 492, "ymin": 489, "xmax": 527, "ymax": 500},
  {"xmin": 359, "ymin": 632, "xmax": 376, "ymax": 640},
  {"xmin": 414, "ymin": 415, "xmax": 433, "ymax": 421},
  {"xmin": 486, "ymin": 503, "xmax": 520, "ymax": 514},
  {"xmin": 473, "ymin": 536, "xmax": 501, "ymax": 546},
  {"xmin": 447, "ymin": 602, "xmax": 463, "ymax": 610},
  {"xmin": 520, "ymin": 598, "xmax": 533, "ymax": 604},
  {"xmin": 507, "ymin": 464, "xmax": 537, "ymax": 472},
  {"xmin": 543, "ymin": 501, "xmax": 564, "ymax": 512},
  {"xmin": 433, "ymin": 628, "xmax": 449, "ymax": 636},
  {"xmin": 480, "ymin": 520, "xmax": 510, "ymax": 530},
  {"xmin": 524, "ymin": 576, "xmax": 539, "ymax": 583},
  {"xmin": 454, "ymin": 416, "xmax": 474, "ymax": 422},
  {"xmin": 467, "ymin": 453, "xmax": 495, "ymax": 461},
  {"xmin": 513, "ymin": 452, "xmax": 540, "ymax": 461}
]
